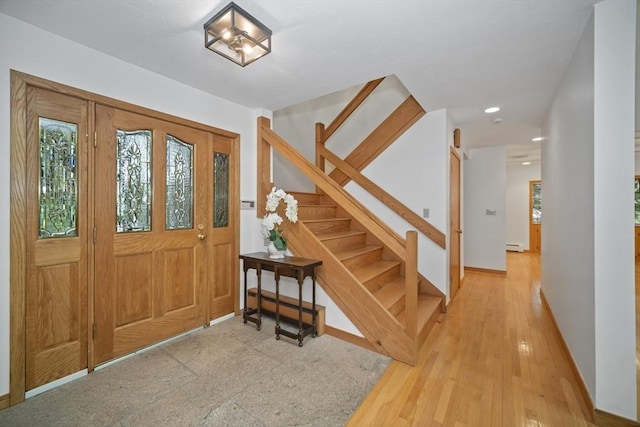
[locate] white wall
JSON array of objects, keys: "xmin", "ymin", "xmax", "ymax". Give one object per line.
[
  {"xmin": 273, "ymin": 75, "xmax": 409, "ymax": 192},
  {"xmin": 542, "ymin": 9, "xmax": 596, "ymax": 403},
  {"xmin": 636, "ymin": 0, "xmax": 640, "ymax": 132},
  {"xmin": 463, "ymin": 146, "xmax": 507, "ymax": 271},
  {"xmin": 506, "ymin": 162, "xmax": 541, "ymax": 251},
  {"xmin": 348, "ymin": 108, "xmax": 450, "ymax": 296},
  {"xmin": 0, "ymin": 14, "xmax": 267, "ymax": 396},
  {"xmin": 542, "ymin": 0, "xmax": 637, "ymax": 419},
  {"xmin": 593, "ymin": 0, "xmax": 636, "ymax": 417}
]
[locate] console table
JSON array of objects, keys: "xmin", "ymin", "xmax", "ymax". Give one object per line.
[{"xmin": 240, "ymin": 252, "xmax": 322, "ymax": 346}]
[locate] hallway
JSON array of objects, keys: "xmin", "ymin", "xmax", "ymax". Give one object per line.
[{"xmin": 348, "ymin": 252, "xmax": 596, "ymax": 426}]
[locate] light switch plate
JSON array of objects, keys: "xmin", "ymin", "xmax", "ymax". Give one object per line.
[{"xmin": 241, "ymin": 200, "xmax": 255, "ymax": 210}]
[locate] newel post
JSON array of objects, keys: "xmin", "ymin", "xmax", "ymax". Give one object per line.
[
  {"xmin": 257, "ymin": 116, "xmax": 272, "ymax": 216},
  {"xmin": 315, "ymin": 122, "xmax": 326, "ymax": 194},
  {"xmin": 405, "ymin": 230, "xmax": 418, "ymax": 339}
]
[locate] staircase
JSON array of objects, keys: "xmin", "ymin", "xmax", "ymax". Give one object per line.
[{"xmin": 285, "ymin": 190, "xmax": 444, "ymax": 365}]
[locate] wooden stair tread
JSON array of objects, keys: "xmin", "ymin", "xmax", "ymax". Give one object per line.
[
  {"xmin": 352, "ymin": 260, "xmax": 401, "ymax": 283},
  {"xmin": 317, "ymin": 230, "xmax": 366, "ymax": 241},
  {"xmin": 373, "ymin": 278, "xmax": 405, "ymax": 308},
  {"xmin": 303, "ymin": 217, "xmax": 350, "ymax": 224},
  {"xmin": 334, "ymin": 245, "xmax": 383, "ymax": 262},
  {"xmin": 297, "ymin": 204, "xmax": 338, "ymax": 212},
  {"xmin": 396, "ymin": 295, "xmax": 442, "ymax": 329}
]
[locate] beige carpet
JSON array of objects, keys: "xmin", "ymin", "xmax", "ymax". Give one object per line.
[{"xmin": 0, "ymin": 315, "xmax": 390, "ymax": 426}]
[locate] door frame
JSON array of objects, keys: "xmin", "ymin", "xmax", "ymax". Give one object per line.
[
  {"xmin": 9, "ymin": 70, "xmax": 240, "ymax": 405},
  {"xmin": 449, "ymin": 147, "xmax": 462, "ymax": 300},
  {"xmin": 529, "ymin": 180, "xmax": 541, "ymax": 253}
]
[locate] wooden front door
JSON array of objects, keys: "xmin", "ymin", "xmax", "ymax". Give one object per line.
[
  {"xmin": 449, "ymin": 149, "xmax": 461, "ymax": 300},
  {"xmin": 529, "ymin": 180, "xmax": 542, "ymax": 253},
  {"xmin": 16, "ymin": 73, "xmax": 240, "ymax": 397},
  {"xmin": 208, "ymin": 135, "xmax": 238, "ymax": 320},
  {"xmin": 25, "ymin": 88, "xmax": 89, "ymax": 389},
  {"xmin": 93, "ymin": 105, "xmax": 211, "ymax": 364}
]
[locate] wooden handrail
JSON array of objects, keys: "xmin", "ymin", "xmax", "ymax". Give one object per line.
[
  {"xmin": 259, "ymin": 119, "xmax": 408, "ymax": 260},
  {"xmin": 319, "ymin": 146, "xmax": 446, "ymax": 249},
  {"xmin": 322, "ymin": 77, "xmax": 385, "ymax": 142},
  {"xmin": 329, "ymin": 95, "xmax": 425, "ymax": 187}
]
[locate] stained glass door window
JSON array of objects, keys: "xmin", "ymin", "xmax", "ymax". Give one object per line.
[
  {"xmin": 116, "ymin": 130, "xmax": 152, "ymax": 232},
  {"xmin": 39, "ymin": 118, "xmax": 78, "ymax": 238},
  {"xmin": 166, "ymin": 135, "xmax": 194, "ymax": 230},
  {"xmin": 213, "ymin": 152, "xmax": 229, "ymax": 227}
]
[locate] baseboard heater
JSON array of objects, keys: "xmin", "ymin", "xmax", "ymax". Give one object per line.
[{"xmin": 506, "ymin": 243, "xmax": 524, "ymax": 252}]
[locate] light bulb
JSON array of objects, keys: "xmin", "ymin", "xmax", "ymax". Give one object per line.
[
  {"xmin": 222, "ymin": 30, "xmax": 231, "ymax": 40},
  {"xmin": 243, "ymin": 44, "xmax": 253, "ymax": 54},
  {"xmin": 484, "ymin": 107, "xmax": 500, "ymax": 114}
]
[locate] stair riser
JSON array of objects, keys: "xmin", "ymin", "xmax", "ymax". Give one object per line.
[
  {"xmin": 321, "ymin": 234, "xmax": 367, "ymax": 252},
  {"xmin": 298, "ymin": 205, "xmax": 337, "ymax": 220},
  {"xmin": 287, "ymin": 192, "xmax": 326, "ymax": 205},
  {"xmin": 386, "ymin": 296, "xmax": 405, "ymax": 317},
  {"xmin": 341, "ymin": 248, "xmax": 383, "ymax": 270},
  {"xmin": 363, "ymin": 265, "xmax": 402, "ymax": 292},
  {"xmin": 306, "ymin": 219, "xmax": 351, "ymax": 235}
]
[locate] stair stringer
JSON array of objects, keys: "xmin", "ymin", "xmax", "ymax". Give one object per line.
[{"xmin": 285, "ymin": 221, "xmax": 418, "ymax": 366}]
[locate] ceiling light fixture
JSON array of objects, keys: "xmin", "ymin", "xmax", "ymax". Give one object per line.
[
  {"xmin": 204, "ymin": 2, "xmax": 271, "ymax": 67},
  {"xmin": 484, "ymin": 107, "xmax": 500, "ymax": 114},
  {"xmin": 531, "ymin": 137, "xmax": 543, "ymax": 142}
]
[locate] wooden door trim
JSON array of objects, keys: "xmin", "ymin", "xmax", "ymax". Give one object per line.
[
  {"xmin": 10, "ymin": 70, "xmax": 28, "ymax": 406},
  {"xmin": 9, "ymin": 70, "xmax": 240, "ymax": 405},
  {"xmin": 449, "ymin": 147, "xmax": 461, "ymax": 302}
]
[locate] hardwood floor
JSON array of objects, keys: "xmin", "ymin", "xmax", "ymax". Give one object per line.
[
  {"xmin": 636, "ymin": 259, "xmax": 640, "ymax": 422},
  {"xmin": 347, "ymin": 252, "xmax": 596, "ymax": 427}
]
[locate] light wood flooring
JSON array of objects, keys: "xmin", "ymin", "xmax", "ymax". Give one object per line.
[
  {"xmin": 347, "ymin": 252, "xmax": 597, "ymax": 426},
  {"xmin": 636, "ymin": 259, "xmax": 640, "ymax": 422}
]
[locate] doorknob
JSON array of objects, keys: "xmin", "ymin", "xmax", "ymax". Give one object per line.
[
  {"xmin": 457, "ymin": 229, "xmax": 463, "ymax": 234},
  {"xmin": 197, "ymin": 224, "xmax": 207, "ymax": 241}
]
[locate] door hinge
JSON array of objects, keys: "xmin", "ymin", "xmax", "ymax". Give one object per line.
[
  {"xmin": 92, "ymin": 323, "xmax": 96, "ymax": 340},
  {"xmin": 94, "ymin": 131, "xmax": 97, "ymax": 147},
  {"xmin": 93, "ymin": 226, "xmax": 97, "ymax": 244}
]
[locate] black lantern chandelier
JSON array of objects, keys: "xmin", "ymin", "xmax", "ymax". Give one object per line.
[{"xmin": 204, "ymin": 2, "xmax": 272, "ymax": 67}]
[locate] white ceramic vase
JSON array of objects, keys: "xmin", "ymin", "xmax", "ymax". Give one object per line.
[{"xmin": 267, "ymin": 241, "xmax": 286, "ymax": 259}]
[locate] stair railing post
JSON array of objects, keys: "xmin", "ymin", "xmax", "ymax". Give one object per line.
[
  {"xmin": 315, "ymin": 122, "xmax": 326, "ymax": 195},
  {"xmin": 405, "ymin": 230, "xmax": 418, "ymax": 340},
  {"xmin": 257, "ymin": 116, "xmax": 273, "ymax": 216}
]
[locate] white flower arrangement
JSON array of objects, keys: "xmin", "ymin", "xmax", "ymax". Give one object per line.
[{"xmin": 261, "ymin": 187, "xmax": 298, "ymax": 250}]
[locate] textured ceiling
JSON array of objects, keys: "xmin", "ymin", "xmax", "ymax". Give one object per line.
[{"xmin": 0, "ymin": 0, "xmax": 598, "ymax": 151}]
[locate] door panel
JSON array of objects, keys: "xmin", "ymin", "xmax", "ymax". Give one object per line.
[
  {"xmin": 25, "ymin": 88, "xmax": 88, "ymax": 390},
  {"xmin": 94, "ymin": 105, "xmax": 209, "ymax": 364},
  {"xmin": 209, "ymin": 137, "xmax": 238, "ymax": 319}
]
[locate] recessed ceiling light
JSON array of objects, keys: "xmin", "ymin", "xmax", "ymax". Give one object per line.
[
  {"xmin": 484, "ymin": 107, "xmax": 500, "ymax": 114},
  {"xmin": 522, "ymin": 162, "xmax": 531, "ymax": 165},
  {"xmin": 531, "ymin": 137, "xmax": 543, "ymax": 142}
]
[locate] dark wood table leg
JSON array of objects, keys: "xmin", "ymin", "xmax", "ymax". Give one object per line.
[
  {"xmin": 297, "ymin": 271, "xmax": 304, "ymax": 347},
  {"xmin": 242, "ymin": 266, "xmax": 248, "ymax": 324},
  {"xmin": 256, "ymin": 265, "xmax": 262, "ymax": 331},
  {"xmin": 275, "ymin": 266, "xmax": 281, "ymax": 340},
  {"xmin": 312, "ymin": 272, "xmax": 317, "ymax": 338}
]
